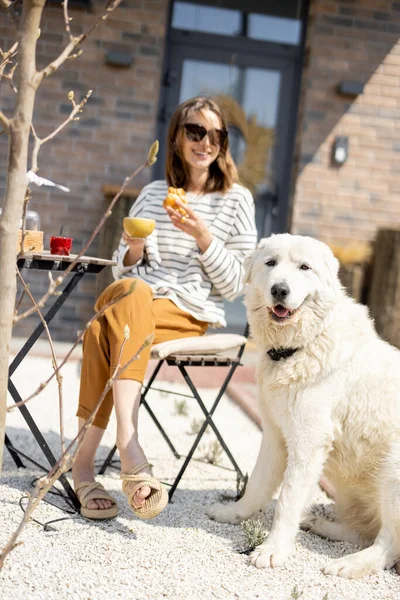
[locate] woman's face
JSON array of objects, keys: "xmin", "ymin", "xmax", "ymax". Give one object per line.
[{"xmin": 179, "ymin": 108, "xmax": 223, "ymax": 175}]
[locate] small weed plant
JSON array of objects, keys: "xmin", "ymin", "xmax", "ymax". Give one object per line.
[
  {"xmin": 188, "ymin": 417, "xmax": 203, "ymax": 435},
  {"xmin": 201, "ymin": 440, "xmax": 223, "ymax": 465},
  {"xmin": 174, "ymin": 399, "xmax": 189, "ymax": 416},
  {"xmin": 240, "ymin": 517, "xmax": 266, "ymax": 549}
]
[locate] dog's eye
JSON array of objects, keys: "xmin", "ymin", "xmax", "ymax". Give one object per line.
[
  {"xmin": 265, "ymin": 259, "xmax": 276, "ymax": 268},
  {"xmin": 300, "ymin": 264, "xmax": 311, "ymax": 271}
]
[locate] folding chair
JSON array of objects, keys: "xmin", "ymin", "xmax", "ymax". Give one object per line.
[{"xmin": 98, "ymin": 325, "xmax": 249, "ymax": 499}]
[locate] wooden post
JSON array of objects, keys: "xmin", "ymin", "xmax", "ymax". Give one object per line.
[
  {"xmin": 339, "ymin": 264, "xmax": 365, "ymax": 303},
  {"xmin": 368, "ymin": 229, "xmax": 400, "ymax": 347}
]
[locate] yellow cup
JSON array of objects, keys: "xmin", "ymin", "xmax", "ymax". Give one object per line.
[{"xmin": 123, "ymin": 217, "xmax": 156, "ymax": 238}]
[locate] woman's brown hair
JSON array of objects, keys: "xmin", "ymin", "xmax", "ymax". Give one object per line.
[{"xmin": 165, "ymin": 97, "xmax": 238, "ymax": 194}]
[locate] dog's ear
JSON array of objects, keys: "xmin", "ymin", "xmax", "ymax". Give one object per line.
[
  {"xmin": 243, "ymin": 239, "xmax": 269, "ymax": 284},
  {"xmin": 243, "ymin": 252, "xmax": 255, "ymax": 284},
  {"xmin": 320, "ymin": 243, "xmax": 342, "ymax": 295},
  {"xmin": 322, "ymin": 244, "xmax": 340, "ymax": 279}
]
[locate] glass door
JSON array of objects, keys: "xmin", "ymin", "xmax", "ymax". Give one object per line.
[
  {"xmin": 159, "ymin": 45, "xmax": 296, "ymax": 241},
  {"xmin": 156, "ymin": 4, "xmax": 304, "ymax": 331}
]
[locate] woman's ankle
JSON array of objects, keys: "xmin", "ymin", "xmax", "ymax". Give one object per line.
[
  {"xmin": 72, "ymin": 461, "xmax": 95, "ymax": 482},
  {"xmin": 118, "ymin": 442, "xmax": 148, "ymax": 473}
]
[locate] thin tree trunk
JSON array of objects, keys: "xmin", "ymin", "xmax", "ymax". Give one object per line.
[{"xmin": 0, "ymin": 0, "xmax": 46, "ymax": 472}]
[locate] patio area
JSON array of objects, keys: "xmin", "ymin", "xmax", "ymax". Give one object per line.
[{"xmin": 1, "ymin": 349, "xmax": 399, "ymax": 599}]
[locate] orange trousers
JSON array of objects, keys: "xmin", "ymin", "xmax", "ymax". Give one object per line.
[{"xmin": 77, "ymin": 278, "xmax": 208, "ymax": 429}]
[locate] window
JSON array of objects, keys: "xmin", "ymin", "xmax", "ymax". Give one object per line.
[
  {"xmin": 248, "ymin": 14, "xmax": 301, "ymax": 45},
  {"xmin": 172, "ymin": 2, "xmax": 242, "ymax": 37},
  {"xmin": 172, "ymin": 1, "xmax": 303, "ymax": 45}
]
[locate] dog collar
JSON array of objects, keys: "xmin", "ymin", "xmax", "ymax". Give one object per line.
[{"xmin": 267, "ymin": 347, "xmax": 298, "ymax": 361}]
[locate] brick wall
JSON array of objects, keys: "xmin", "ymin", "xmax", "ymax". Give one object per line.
[
  {"xmin": 0, "ymin": 0, "xmax": 169, "ymax": 341},
  {"xmin": 291, "ymin": 0, "xmax": 400, "ymax": 245},
  {"xmin": 4, "ymin": 0, "xmax": 400, "ymax": 341}
]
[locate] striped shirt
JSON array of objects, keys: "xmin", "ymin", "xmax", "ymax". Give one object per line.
[{"xmin": 112, "ymin": 180, "xmax": 257, "ymax": 327}]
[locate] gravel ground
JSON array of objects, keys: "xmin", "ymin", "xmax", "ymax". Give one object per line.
[{"xmin": 1, "ymin": 355, "xmax": 400, "ymax": 600}]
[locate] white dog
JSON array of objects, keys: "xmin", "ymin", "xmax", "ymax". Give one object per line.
[{"xmin": 207, "ymin": 233, "xmax": 400, "ymax": 579}]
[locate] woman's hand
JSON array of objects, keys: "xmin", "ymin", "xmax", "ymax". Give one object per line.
[
  {"xmin": 122, "ymin": 231, "xmax": 146, "ymax": 266},
  {"xmin": 164, "ymin": 199, "xmax": 213, "ymax": 253}
]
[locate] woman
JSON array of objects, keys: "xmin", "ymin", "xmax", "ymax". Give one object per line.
[{"xmin": 72, "ymin": 96, "xmax": 258, "ymax": 520}]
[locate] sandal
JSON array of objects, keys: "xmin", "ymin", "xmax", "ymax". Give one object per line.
[
  {"xmin": 75, "ymin": 481, "xmax": 119, "ymax": 520},
  {"xmin": 120, "ymin": 461, "xmax": 168, "ymax": 520}
]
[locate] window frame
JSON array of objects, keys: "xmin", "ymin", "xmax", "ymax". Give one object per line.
[{"xmin": 172, "ymin": 0, "xmax": 304, "ymax": 20}]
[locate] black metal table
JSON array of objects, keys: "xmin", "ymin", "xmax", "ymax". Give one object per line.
[{"xmin": 5, "ymin": 252, "xmax": 116, "ymax": 511}]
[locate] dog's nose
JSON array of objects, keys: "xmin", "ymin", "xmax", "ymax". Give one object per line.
[{"xmin": 271, "ymin": 283, "xmax": 290, "ymax": 302}]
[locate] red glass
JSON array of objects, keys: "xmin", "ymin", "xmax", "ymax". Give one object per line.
[{"xmin": 50, "ymin": 236, "xmax": 73, "ymax": 256}]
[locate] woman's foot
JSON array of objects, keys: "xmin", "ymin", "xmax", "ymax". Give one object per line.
[
  {"xmin": 72, "ymin": 420, "xmax": 114, "ymax": 512},
  {"xmin": 118, "ymin": 444, "xmax": 152, "ymax": 510},
  {"xmin": 72, "ymin": 442, "xmax": 152, "ymax": 511},
  {"xmin": 113, "ymin": 379, "xmax": 158, "ymax": 512},
  {"xmin": 74, "ymin": 480, "xmax": 118, "ymax": 520},
  {"xmin": 129, "ymin": 470, "xmax": 152, "ymax": 509},
  {"xmin": 72, "ymin": 464, "xmax": 114, "ymax": 511},
  {"xmin": 120, "ymin": 459, "xmax": 168, "ymax": 519}
]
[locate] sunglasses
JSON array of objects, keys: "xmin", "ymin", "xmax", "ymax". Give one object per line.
[{"xmin": 183, "ymin": 123, "xmax": 228, "ymax": 147}]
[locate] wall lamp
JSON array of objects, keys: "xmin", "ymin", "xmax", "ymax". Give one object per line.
[
  {"xmin": 337, "ymin": 81, "xmax": 364, "ymax": 97},
  {"xmin": 331, "ymin": 136, "xmax": 349, "ymax": 166}
]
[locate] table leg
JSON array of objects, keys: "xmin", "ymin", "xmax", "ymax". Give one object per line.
[
  {"xmin": 7, "ymin": 269, "xmax": 87, "ymax": 511},
  {"xmin": 9, "ymin": 269, "xmax": 86, "ymax": 376},
  {"xmin": 4, "ymin": 433, "xmax": 25, "ymax": 468},
  {"xmin": 8, "ymin": 379, "xmax": 81, "ymax": 511}
]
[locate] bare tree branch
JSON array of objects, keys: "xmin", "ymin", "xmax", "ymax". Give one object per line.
[
  {"xmin": 0, "ymin": 41, "xmax": 18, "ymax": 78},
  {"xmin": 0, "ymin": 43, "xmax": 17, "ymax": 99},
  {"xmin": 36, "ymin": 0, "xmax": 124, "ymax": 84},
  {"xmin": 0, "ymin": 111, "xmax": 10, "ymax": 130},
  {"xmin": 62, "ymin": 0, "xmax": 73, "ymax": 42},
  {"xmin": 1, "ymin": 61, "xmax": 18, "ymax": 94},
  {"xmin": 14, "ymin": 282, "xmax": 29, "ymax": 315},
  {"xmin": 30, "ymin": 89, "xmax": 92, "ymax": 172}
]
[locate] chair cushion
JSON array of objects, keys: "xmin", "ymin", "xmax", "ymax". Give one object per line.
[{"xmin": 151, "ymin": 333, "xmax": 247, "ymax": 360}]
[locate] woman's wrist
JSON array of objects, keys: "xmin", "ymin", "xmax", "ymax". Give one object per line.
[
  {"xmin": 196, "ymin": 230, "xmax": 213, "ymax": 254},
  {"xmin": 123, "ymin": 243, "xmax": 144, "ymax": 266}
]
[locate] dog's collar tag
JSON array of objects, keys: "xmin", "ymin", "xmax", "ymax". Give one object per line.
[{"xmin": 267, "ymin": 347, "xmax": 298, "ymax": 361}]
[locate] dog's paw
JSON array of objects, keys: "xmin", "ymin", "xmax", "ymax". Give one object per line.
[
  {"xmin": 206, "ymin": 502, "xmax": 244, "ymax": 524},
  {"xmin": 322, "ymin": 554, "xmax": 378, "ymax": 579},
  {"xmin": 249, "ymin": 538, "xmax": 292, "ymax": 569}
]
